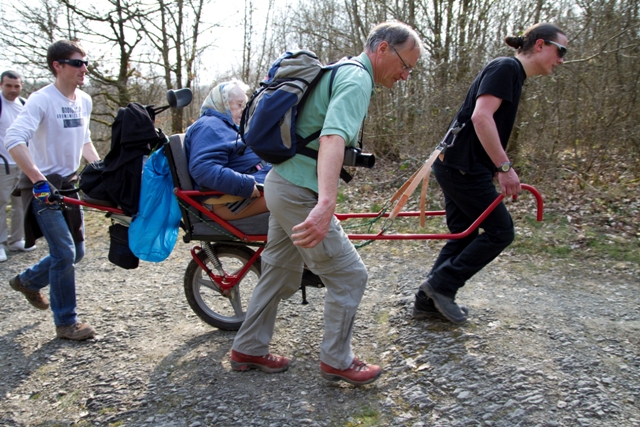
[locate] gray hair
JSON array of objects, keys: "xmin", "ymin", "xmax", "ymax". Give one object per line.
[
  {"xmin": 223, "ymin": 79, "xmax": 250, "ymax": 103},
  {"xmin": 365, "ymin": 21, "xmax": 424, "ymax": 54}
]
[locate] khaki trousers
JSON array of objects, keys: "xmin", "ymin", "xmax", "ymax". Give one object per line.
[
  {"xmin": 232, "ymin": 170, "xmax": 367, "ymax": 370},
  {"xmin": 0, "ymin": 164, "xmax": 24, "ymax": 246}
]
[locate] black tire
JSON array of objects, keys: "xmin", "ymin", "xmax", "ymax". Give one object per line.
[{"xmin": 184, "ymin": 244, "xmax": 261, "ymax": 331}]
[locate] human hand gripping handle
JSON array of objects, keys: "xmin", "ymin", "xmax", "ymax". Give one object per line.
[
  {"xmin": 497, "ymin": 169, "xmax": 522, "ymax": 198},
  {"xmin": 33, "ymin": 180, "xmax": 62, "ymax": 204}
]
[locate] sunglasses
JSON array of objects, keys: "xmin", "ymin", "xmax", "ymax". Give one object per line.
[
  {"xmin": 56, "ymin": 59, "xmax": 89, "ymax": 68},
  {"xmin": 391, "ymin": 45, "xmax": 413, "ymax": 74},
  {"xmin": 544, "ymin": 40, "xmax": 567, "ymax": 58}
]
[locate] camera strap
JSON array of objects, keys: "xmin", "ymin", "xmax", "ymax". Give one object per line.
[{"xmin": 301, "ymin": 146, "xmax": 354, "ymax": 183}]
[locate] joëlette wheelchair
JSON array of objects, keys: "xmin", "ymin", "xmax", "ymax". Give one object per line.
[{"xmin": 59, "ymin": 89, "xmax": 544, "ymax": 331}]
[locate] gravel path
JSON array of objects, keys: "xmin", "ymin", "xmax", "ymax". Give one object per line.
[{"xmin": 1, "ymin": 210, "xmax": 639, "ymax": 427}]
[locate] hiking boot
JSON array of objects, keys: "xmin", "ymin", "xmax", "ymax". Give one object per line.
[
  {"xmin": 56, "ymin": 322, "xmax": 96, "ymax": 340},
  {"xmin": 8, "ymin": 240, "xmax": 36, "ymax": 252},
  {"xmin": 320, "ymin": 358, "xmax": 382, "ymax": 386},
  {"xmin": 9, "ymin": 275, "xmax": 49, "ymax": 310},
  {"xmin": 230, "ymin": 349, "xmax": 290, "ymax": 373},
  {"xmin": 413, "ymin": 294, "xmax": 469, "ymax": 322},
  {"xmin": 419, "ymin": 280, "xmax": 468, "ymax": 325}
]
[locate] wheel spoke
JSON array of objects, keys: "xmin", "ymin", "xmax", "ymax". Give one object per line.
[
  {"xmin": 184, "ymin": 245, "xmax": 261, "ymax": 330},
  {"xmin": 228, "ymin": 285, "xmax": 244, "ymax": 317},
  {"xmin": 196, "ymin": 274, "xmax": 221, "ymax": 292}
]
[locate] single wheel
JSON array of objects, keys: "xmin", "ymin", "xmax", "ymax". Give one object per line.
[{"xmin": 184, "ymin": 244, "xmax": 261, "ymax": 330}]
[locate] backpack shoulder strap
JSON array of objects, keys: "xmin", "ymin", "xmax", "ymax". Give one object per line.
[
  {"xmin": 0, "ymin": 97, "xmax": 27, "ymax": 118},
  {"xmin": 325, "ymin": 59, "xmax": 372, "ymax": 99},
  {"xmin": 295, "ymin": 59, "xmax": 372, "ymax": 184}
]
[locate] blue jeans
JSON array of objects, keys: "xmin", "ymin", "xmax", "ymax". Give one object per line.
[
  {"xmin": 428, "ymin": 163, "xmax": 514, "ymax": 298},
  {"xmin": 19, "ymin": 199, "xmax": 85, "ymax": 327}
]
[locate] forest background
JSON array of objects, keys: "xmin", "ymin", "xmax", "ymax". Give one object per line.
[{"xmin": 0, "ymin": 0, "xmax": 638, "ymax": 262}]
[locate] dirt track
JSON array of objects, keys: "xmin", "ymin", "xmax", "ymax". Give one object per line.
[{"xmin": 1, "ymin": 209, "xmax": 639, "ymax": 427}]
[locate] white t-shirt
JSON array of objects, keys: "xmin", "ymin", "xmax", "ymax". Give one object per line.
[
  {"xmin": 0, "ymin": 94, "xmax": 25, "ymax": 165},
  {"xmin": 4, "ymin": 84, "xmax": 92, "ymax": 177}
]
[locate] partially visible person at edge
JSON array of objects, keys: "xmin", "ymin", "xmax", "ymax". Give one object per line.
[
  {"xmin": 185, "ymin": 79, "xmax": 271, "ymax": 220},
  {"xmin": 413, "ymin": 23, "xmax": 568, "ymax": 325},
  {"xmin": 4, "ymin": 40, "xmax": 100, "ymax": 341},
  {"xmin": 230, "ymin": 21, "xmax": 423, "ymax": 386},
  {"xmin": 0, "ymin": 70, "xmax": 34, "ymax": 263}
]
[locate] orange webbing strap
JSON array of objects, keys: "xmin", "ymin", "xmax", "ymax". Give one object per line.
[
  {"xmin": 387, "ymin": 160, "xmax": 432, "ymax": 223},
  {"xmin": 419, "ymin": 170, "xmax": 430, "ymax": 228},
  {"xmin": 389, "ymin": 165, "xmax": 422, "ymax": 205},
  {"xmin": 386, "ymin": 149, "xmax": 442, "ymax": 228}
]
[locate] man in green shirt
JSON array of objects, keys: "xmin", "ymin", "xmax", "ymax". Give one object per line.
[{"xmin": 231, "ymin": 21, "xmax": 423, "ymax": 386}]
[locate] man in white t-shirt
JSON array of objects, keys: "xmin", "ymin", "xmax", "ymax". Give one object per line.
[
  {"xmin": 5, "ymin": 40, "xmax": 101, "ymax": 341},
  {"xmin": 0, "ymin": 70, "xmax": 34, "ymax": 262}
]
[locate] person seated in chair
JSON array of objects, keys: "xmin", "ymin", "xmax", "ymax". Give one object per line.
[{"xmin": 185, "ymin": 79, "xmax": 271, "ymax": 220}]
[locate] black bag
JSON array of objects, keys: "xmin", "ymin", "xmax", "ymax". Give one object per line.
[
  {"xmin": 79, "ymin": 160, "xmax": 113, "ymax": 203},
  {"xmin": 108, "ymin": 224, "xmax": 139, "ymax": 269}
]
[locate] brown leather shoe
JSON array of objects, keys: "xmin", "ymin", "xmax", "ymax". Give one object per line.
[
  {"xmin": 9, "ymin": 275, "xmax": 49, "ymax": 310},
  {"xmin": 56, "ymin": 322, "xmax": 96, "ymax": 341},
  {"xmin": 320, "ymin": 358, "xmax": 382, "ymax": 386},
  {"xmin": 230, "ymin": 349, "xmax": 290, "ymax": 373}
]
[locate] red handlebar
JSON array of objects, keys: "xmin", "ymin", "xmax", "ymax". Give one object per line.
[{"xmin": 339, "ymin": 184, "xmax": 543, "ymax": 241}]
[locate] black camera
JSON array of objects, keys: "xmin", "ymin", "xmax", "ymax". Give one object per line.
[{"xmin": 343, "ymin": 147, "xmax": 375, "ymax": 169}]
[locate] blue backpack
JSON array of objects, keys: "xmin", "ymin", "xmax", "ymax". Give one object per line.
[{"xmin": 239, "ymin": 50, "xmax": 368, "ymax": 179}]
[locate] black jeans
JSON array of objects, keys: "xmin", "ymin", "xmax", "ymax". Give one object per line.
[{"xmin": 428, "ymin": 163, "xmax": 514, "ymax": 298}]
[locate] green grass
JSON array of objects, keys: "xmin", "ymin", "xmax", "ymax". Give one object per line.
[
  {"xmin": 375, "ymin": 310, "xmax": 390, "ymax": 325},
  {"xmin": 337, "ymin": 190, "xmax": 348, "ymax": 204},
  {"xmin": 344, "ymin": 406, "xmax": 382, "ymax": 426},
  {"xmin": 510, "ymin": 213, "xmax": 640, "ymax": 263}
]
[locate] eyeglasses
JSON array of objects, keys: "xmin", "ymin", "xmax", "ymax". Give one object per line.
[
  {"xmin": 55, "ymin": 59, "xmax": 89, "ymax": 68},
  {"xmin": 543, "ymin": 40, "xmax": 567, "ymax": 58},
  {"xmin": 391, "ymin": 45, "xmax": 413, "ymax": 74}
]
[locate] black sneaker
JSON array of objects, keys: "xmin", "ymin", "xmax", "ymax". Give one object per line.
[
  {"xmin": 419, "ymin": 280, "xmax": 468, "ymax": 325},
  {"xmin": 413, "ymin": 294, "xmax": 469, "ymax": 321}
]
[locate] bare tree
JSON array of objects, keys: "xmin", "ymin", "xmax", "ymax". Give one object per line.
[
  {"xmin": 138, "ymin": 0, "xmax": 215, "ymax": 133},
  {"xmin": 0, "ymin": 0, "xmax": 152, "ymax": 151}
]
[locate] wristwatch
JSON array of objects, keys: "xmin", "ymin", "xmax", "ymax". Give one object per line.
[{"xmin": 497, "ymin": 161, "xmax": 512, "ymax": 173}]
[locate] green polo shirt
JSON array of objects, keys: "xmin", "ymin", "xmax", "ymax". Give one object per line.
[{"xmin": 273, "ymin": 52, "xmax": 375, "ymax": 193}]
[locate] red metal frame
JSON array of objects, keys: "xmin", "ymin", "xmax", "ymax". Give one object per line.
[
  {"xmin": 338, "ymin": 184, "xmax": 543, "ymax": 240},
  {"xmin": 63, "ymin": 183, "xmax": 543, "ymax": 243},
  {"xmin": 190, "ymin": 245, "xmax": 264, "ymax": 294},
  {"xmin": 62, "ymin": 184, "xmax": 543, "ymax": 288},
  {"xmin": 175, "ymin": 184, "xmax": 542, "ymax": 242},
  {"xmin": 62, "ymin": 197, "xmax": 124, "ymax": 214}
]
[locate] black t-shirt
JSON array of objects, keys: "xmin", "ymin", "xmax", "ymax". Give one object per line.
[{"xmin": 438, "ymin": 57, "xmax": 526, "ymax": 173}]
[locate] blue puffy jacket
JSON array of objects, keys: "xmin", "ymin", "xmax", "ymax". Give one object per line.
[{"xmin": 184, "ymin": 109, "xmax": 271, "ymax": 198}]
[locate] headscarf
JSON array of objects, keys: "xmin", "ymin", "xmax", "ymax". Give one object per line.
[{"xmin": 200, "ymin": 82, "xmax": 229, "ymax": 117}]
